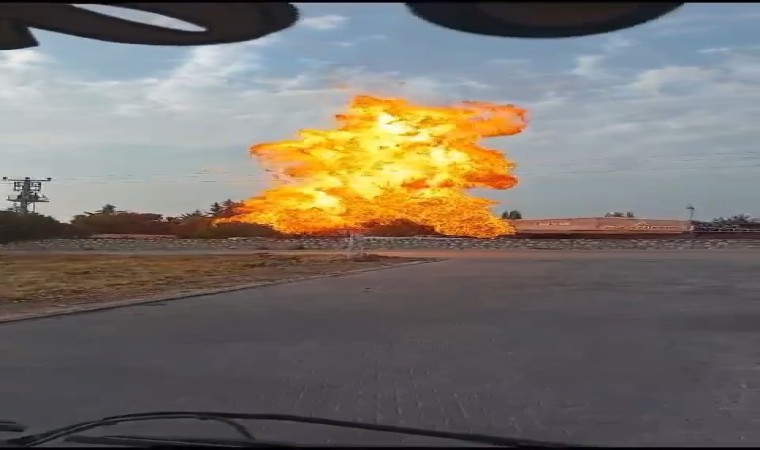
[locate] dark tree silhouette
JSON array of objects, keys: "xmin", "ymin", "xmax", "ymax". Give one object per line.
[
  {"xmin": 501, "ymin": 210, "xmax": 523, "ymax": 220},
  {"xmin": 98, "ymin": 204, "xmax": 117, "ymax": 214},
  {"xmin": 604, "ymin": 211, "xmax": 635, "ymax": 218}
]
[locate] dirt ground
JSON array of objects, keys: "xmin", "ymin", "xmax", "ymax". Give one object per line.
[{"xmin": 0, "ymin": 253, "xmax": 425, "ymax": 317}]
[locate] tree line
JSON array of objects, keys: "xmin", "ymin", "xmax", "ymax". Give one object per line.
[
  {"xmin": 69, "ymin": 200, "xmax": 281, "ymax": 240},
  {"xmin": 3, "ymin": 202, "xmax": 753, "ymax": 244},
  {"xmin": 1, "ymin": 199, "xmax": 448, "ymax": 243}
]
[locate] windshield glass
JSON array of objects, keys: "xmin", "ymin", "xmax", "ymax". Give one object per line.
[{"xmin": 1, "ymin": 2, "xmax": 759, "ymax": 447}]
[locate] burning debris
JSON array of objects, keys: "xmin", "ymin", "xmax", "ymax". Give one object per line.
[{"xmin": 218, "ymin": 95, "xmax": 528, "ymax": 238}]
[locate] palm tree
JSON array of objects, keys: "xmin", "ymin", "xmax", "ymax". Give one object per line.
[
  {"xmin": 180, "ymin": 209, "xmax": 206, "ymax": 219},
  {"xmin": 219, "ymin": 199, "xmax": 243, "ymax": 218},
  {"xmin": 501, "ymin": 210, "xmax": 523, "ymax": 220},
  {"xmin": 727, "ymin": 214, "xmax": 752, "ymax": 224},
  {"xmin": 98, "ymin": 204, "xmax": 117, "ymax": 215},
  {"xmin": 605, "ymin": 211, "xmax": 635, "ymax": 218},
  {"xmin": 221, "ymin": 199, "xmax": 238, "ymax": 210},
  {"xmin": 209, "ymin": 202, "xmax": 223, "ymax": 216}
]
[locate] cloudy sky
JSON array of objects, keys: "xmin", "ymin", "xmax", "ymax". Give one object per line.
[{"xmin": 1, "ymin": 3, "xmax": 758, "ymax": 222}]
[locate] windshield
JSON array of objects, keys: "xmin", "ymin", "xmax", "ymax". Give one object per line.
[{"xmin": 1, "ymin": 2, "xmax": 759, "ymax": 447}]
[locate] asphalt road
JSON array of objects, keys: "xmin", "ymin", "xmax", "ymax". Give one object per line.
[{"xmin": 1, "ymin": 250, "xmax": 760, "ymax": 446}]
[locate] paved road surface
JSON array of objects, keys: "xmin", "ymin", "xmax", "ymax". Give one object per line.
[{"xmin": 1, "ymin": 250, "xmax": 759, "ymax": 446}]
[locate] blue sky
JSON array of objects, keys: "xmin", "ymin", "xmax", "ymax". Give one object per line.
[{"xmin": 1, "ymin": 3, "xmax": 759, "ymax": 221}]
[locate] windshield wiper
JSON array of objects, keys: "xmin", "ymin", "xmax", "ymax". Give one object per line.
[
  {"xmin": 0, "ymin": 421, "xmax": 26, "ymax": 433},
  {"xmin": 65, "ymin": 434, "xmax": 292, "ymax": 447},
  {"xmin": 3, "ymin": 411, "xmax": 581, "ymax": 447}
]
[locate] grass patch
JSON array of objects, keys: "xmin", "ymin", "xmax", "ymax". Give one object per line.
[{"xmin": 0, "ymin": 253, "xmax": 425, "ymax": 317}]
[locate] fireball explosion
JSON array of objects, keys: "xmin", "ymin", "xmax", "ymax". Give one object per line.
[{"xmin": 219, "ymin": 95, "xmax": 528, "ymax": 238}]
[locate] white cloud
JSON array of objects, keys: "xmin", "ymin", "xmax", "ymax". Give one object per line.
[
  {"xmin": 494, "ymin": 47, "xmax": 760, "ymax": 218},
  {"xmin": 627, "ymin": 65, "xmax": 716, "ymax": 95},
  {"xmin": 568, "ymin": 35, "xmax": 638, "ymax": 80},
  {"xmin": 335, "ymin": 34, "xmax": 388, "ymax": 47},
  {"xmin": 699, "ymin": 47, "xmax": 732, "ymax": 55},
  {"xmin": 299, "ymin": 14, "xmax": 349, "ymax": 31},
  {"xmin": 601, "ymin": 35, "xmax": 635, "ymax": 53},
  {"xmin": 0, "ymin": 40, "xmax": 296, "ymax": 151},
  {"xmin": 647, "ymin": 6, "xmax": 760, "ymax": 37},
  {"xmin": 570, "ymin": 54, "xmax": 606, "ymax": 78}
]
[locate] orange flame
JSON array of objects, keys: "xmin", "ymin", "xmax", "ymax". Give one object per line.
[{"xmin": 221, "ymin": 95, "xmax": 528, "ymax": 238}]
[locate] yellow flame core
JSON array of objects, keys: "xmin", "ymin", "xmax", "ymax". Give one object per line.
[{"xmin": 220, "ymin": 95, "xmax": 529, "ymax": 238}]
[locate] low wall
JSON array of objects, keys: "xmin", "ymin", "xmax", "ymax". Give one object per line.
[
  {"xmin": 512, "ymin": 217, "xmax": 692, "ymax": 234},
  {"xmin": 89, "ymin": 234, "xmax": 179, "ymax": 239},
  {"xmin": 2, "ymin": 237, "xmax": 760, "ymax": 252}
]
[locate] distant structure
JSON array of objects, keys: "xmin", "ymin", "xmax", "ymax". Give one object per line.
[
  {"xmin": 510, "ymin": 217, "xmax": 692, "ymax": 235},
  {"xmin": 686, "ymin": 204, "xmax": 696, "ymax": 221},
  {"xmin": 344, "ymin": 228, "xmax": 366, "ymax": 259},
  {"xmin": 2, "ymin": 176, "xmax": 53, "ymax": 214}
]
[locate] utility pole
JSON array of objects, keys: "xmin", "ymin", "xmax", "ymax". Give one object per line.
[
  {"xmin": 2, "ymin": 176, "xmax": 53, "ymax": 214},
  {"xmin": 686, "ymin": 204, "xmax": 695, "ymax": 222},
  {"xmin": 344, "ymin": 228, "xmax": 366, "ymax": 259}
]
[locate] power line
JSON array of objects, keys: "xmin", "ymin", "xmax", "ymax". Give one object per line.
[
  {"xmin": 519, "ymin": 162, "xmax": 760, "ymax": 176},
  {"xmin": 36, "ymin": 150, "xmax": 760, "ymax": 179},
  {"xmin": 10, "ymin": 162, "xmax": 754, "ymax": 186},
  {"xmin": 1, "ymin": 152, "xmax": 758, "ymax": 187},
  {"xmin": 511, "ymin": 149, "xmax": 760, "ymax": 165},
  {"xmin": 5, "ymin": 149, "xmax": 754, "ymax": 183},
  {"xmin": 30, "ymin": 162, "xmax": 760, "ymax": 185}
]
